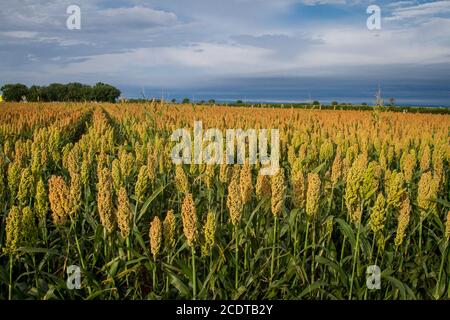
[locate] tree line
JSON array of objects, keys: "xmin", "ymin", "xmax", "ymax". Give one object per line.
[{"xmin": 0, "ymin": 82, "xmax": 121, "ymax": 103}]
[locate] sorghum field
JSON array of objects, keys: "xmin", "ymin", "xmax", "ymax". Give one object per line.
[{"xmin": 0, "ymin": 102, "xmax": 449, "ymax": 300}]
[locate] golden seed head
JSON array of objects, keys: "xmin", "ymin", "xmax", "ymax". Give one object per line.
[
  {"xmin": 306, "ymin": 172, "xmax": 321, "ymax": 218},
  {"xmin": 419, "ymin": 144, "xmax": 431, "ymax": 172},
  {"xmin": 81, "ymin": 156, "xmax": 90, "ymax": 186},
  {"xmin": 69, "ymin": 171, "xmax": 82, "ymax": 216},
  {"xmin": 150, "ymin": 216, "xmax": 162, "ymax": 259},
  {"xmin": 240, "ymin": 161, "xmax": 253, "ymax": 204},
  {"xmin": 7, "ymin": 161, "xmax": 21, "ymax": 199},
  {"xmin": 361, "ymin": 161, "xmax": 382, "ymax": 201},
  {"xmin": 299, "ymin": 144, "xmax": 307, "ymax": 160},
  {"xmin": 48, "ymin": 175, "xmax": 70, "ymax": 225},
  {"xmin": 445, "ymin": 210, "xmax": 450, "ymax": 240},
  {"xmin": 147, "ymin": 145, "xmax": 157, "ymax": 181},
  {"xmin": 116, "ymin": 187, "xmax": 131, "ymax": 238},
  {"xmin": 31, "ymin": 147, "xmax": 41, "ymax": 176},
  {"xmin": 181, "ymin": 193, "xmax": 198, "ymax": 247},
  {"xmin": 387, "ymin": 146, "xmax": 395, "ymax": 166},
  {"xmin": 66, "ymin": 145, "xmax": 81, "ymax": 177},
  {"xmin": 342, "ymin": 157, "xmax": 350, "ymax": 181},
  {"xmin": 97, "ymin": 167, "xmax": 115, "ymax": 233},
  {"xmin": 156, "ymin": 146, "xmax": 164, "ymax": 175},
  {"xmin": 395, "ymin": 195, "xmax": 411, "ymax": 247},
  {"xmin": 369, "ymin": 193, "xmax": 387, "ymax": 234},
  {"xmin": 345, "ymin": 159, "xmax": 364, "ymax": 225},
  {"xmin": 135, "ymin": 142, "xmax": 144, "ymax": 167},
  {"xmin": 386, "ymin": 171, "xmax": 405, "ymax": 209},
  {"xmin": 432, "ymin": 146, "xmax": 444, "ymax": 189},
  {"xmin": 287, "ymin": 145, "xmax": 296, "ymax": 165},
  {"xmin": 204, "ymin": 165, "xmax": 215, "ymax": 190},
  {"xmin": 14, "ymin": 140, "xmax": 27, "ymax": 166},
  {"xmin": 135, "ymin": 165, "xmax": 149, "ymax": 202},
  {"xmin": 417, "ymin": 171, "xmax": 438, "ymax": 217},
  {"xmin": 219, "ymin": 163, "xmax": 229, "ymax": 184},
  {"xmin": 35, "ymin": 178, "xmax": 48, "ymax": 223},
  {"xmin": 255, "ymin": 172, "xmax": 271, "ymax": 200},
  {"xmin": 175, "ymin": 165, "xmax": 189, "ymax": 194},
  {"xmin": 271, "ymin": 168, "xmax": 286, "ymax": 217},
  {"xmin": 111, "ymin": 159, "xmax": 122, "ymax": 192},
  {"xmin": 345, "ymin": 145, "xmax": 357, "ymax": 164},
  {"xmin": 331, "ymin": 151, "xmax": 342, "ymax": 185},
  {"xmin": 21, "ymin": 206, "xmax": 37, "ymax": 246},
  {"xmin": 291, "ymin": 169, "xmax": 306, "ymax": 209},
  {"xmin": 0, "ymin": 156, "xmax": 5, "ymax": 199},
  {"xmin": 163, "ymin": 209, "xmax": 176, "ymax": 250},
  {"xmin": 227, "ymin": 171, "xmax": 242, "ymax": 226},
  {"xmin": 17, "ymin": 167, "xmax": 34, "ymax": 205},
  {"xmin": 202, "ymin": 211, "xmax": 216, "ymax": 256},
  {"xmin": 319, "ymin": 139, "xmax": 334, "ymax": 162},
  {"xmin": 119, "ymin": 151, "xmax": 134, "ymax": 181},
  {"xmin": 4, "ymin": 206, "xmax": 21, "ymax": 253},
  {"xmin": 96, "ymin": 152, "xmax": 108, "ymax": 174},
  {"xmin": 402, "ymin": 152, "xmax": 416, "ymax": 183}
]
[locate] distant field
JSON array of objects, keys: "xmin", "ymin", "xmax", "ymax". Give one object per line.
[
  {"xmin": 0, "ymin": 102, "xmax": 449, "ymax": 300},
  {"xmin": 123, "ymin": 100, "xmax": 450, "ymax": 114}
]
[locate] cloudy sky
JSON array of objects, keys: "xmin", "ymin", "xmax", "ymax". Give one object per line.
[{"xmin": 1, "ymin": 0, "xmax": 450, "ymax": 103}]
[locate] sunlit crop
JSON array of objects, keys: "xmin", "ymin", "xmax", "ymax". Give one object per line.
[{"xmin": 0, "ymin": 102, "xmax": 449, "ymax": 300}]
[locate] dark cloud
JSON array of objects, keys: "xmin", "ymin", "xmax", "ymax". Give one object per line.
[{"xmin": 0, "ymin": 0, "xmax": 449, "ymax": 105}]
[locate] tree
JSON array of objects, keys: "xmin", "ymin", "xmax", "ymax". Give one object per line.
[
  {"xmin": 236, "ymin": 100, "xmax": 243, "ymax": 104},
  {"xmin": 47, "ymin": 83, "xmax": 67, "ymax": 101},
  {"xmin": 182, "ymin": 98, "xmax": 190, "ymax": 104},
  {"xmin": 171, "ymin": 98, "xmax": 177, "ymax": 103},
  {"xmin": 208, "ymin": 99, "xmax": 216, "ymax": 104},
  {"xmin": 389, "ymin": 97, "xmax": 396, "ymax": 106},
  {"xmin": 331, "ymin": 101, "xmax": 338, "ymax": 106},
  {"xmin": 312, "ymin": 100, "xmax": 320, "ymax": 106},
  {"xmin": 66, "ymin": 82, "xmax": 85, "ymax": 101},
  {"xmin": 92, "ymin": 82, "xmax": 121, "ymax": 103},
  {"xmin": 2, "ymin": 82, "xmax": 121, "ymax": 103},
  {"xmin": 27, "ymin": 86, "xmax": 47, "ymax": 102},
  {"xmin": 1, "ymin": 83, "xmax": 29, "ymax": 102}
]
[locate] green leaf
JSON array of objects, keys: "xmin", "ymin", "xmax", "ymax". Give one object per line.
[
  {"xmin": 137, "ymin": 184, "xmax": 167, "ymax": 223},
  {"xmin": 170, "ymin": 274, "xmax": 190, "ymax": 297},
  {"xmin": 335, "ymin": 218, "xmax": 356, "ymax": 250},
  {"xmin": 298, "ymin": 281, "xmax": 326, "ymax": 298},
  {"xmin": 17, "ymin": 247, "xmax": 60, "ymax": 255},
  {"xmin": 384, "ymin": 275, "xmax": 406, "ymax": 299},
  {"xmin": 435, "ymin": 198, "xmax": 450, "ymax": 209},
  {"xmin": 244, "ymin": 199, "xmax": 265, "ymax": 232},
  {"xmin": 315, "ymin": 255, "xmax": 348, "ymax": 284},
  {"xmin": 312, "ymin": 162, "xmax": 327, "ymax": 174}
]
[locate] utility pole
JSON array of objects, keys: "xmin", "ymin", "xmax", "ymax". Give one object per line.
[{"xmin": 375, "ymin": 83, "xmax": 383, "ymax": 107}]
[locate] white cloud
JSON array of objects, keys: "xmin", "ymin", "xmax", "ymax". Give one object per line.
[
  {"xmin": 0, "ymin": 31, "xmax": 39, "ymax": 39},
  {"xmin": 1, "ymin": 0, "xmax": 449, "ymax": 88},
  {"xmin": 300, "ymin": 0, "xmax": 347, "ymax": 5},
  {"xmin": 387, "ymin": 1, "xmax": 417, "ymax": 9},
  {"xmin": 52, "ymin": 43, "xmax": 276, "ymax": 76},
  {"xmin": 386, "ymin": 1, "xmax": 450, "ymax": 21},
  {"xmin": 99, "ymin": 6, "xmax": 178, "ymax": 27},
  {"xmin": 41, "ymin": 16, "xmax": 450, "ymax": 82}
]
